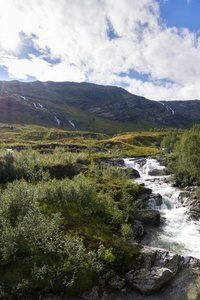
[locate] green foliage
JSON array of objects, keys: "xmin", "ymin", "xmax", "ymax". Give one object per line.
[
  {"xmin": 0, "ymin": 130, "xmax": 151, "ymax": 298},
  {"xmin": 0, "ymin": 180, "xmax": 102, "ymax": 298},
  {"xmin": 121, "ymin": 223, "xmax": 134, "ymax": 242},
  {"xmin": 161, "ymin": 132, "xmax": 181, "ymax": 153},
  {"xmin": 98, "ymin": 244, "xmax": 115, "ymax": 263},
  {"xmin": 168, "ymin": 124, "xmax": 200, "ymax": 186}
]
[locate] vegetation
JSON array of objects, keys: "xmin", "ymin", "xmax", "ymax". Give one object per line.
[
  {"xmin": 164, "ymin": 124, "xmax": 200, "ymax": 186},
  {"xmin": 0, "ymin": 126, "xmax": 166, "ymax": 299}
]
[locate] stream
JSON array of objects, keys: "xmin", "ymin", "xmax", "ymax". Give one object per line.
[{"xmin": 124, "ymin": 157, "xmax": 200, "ymax": 259}]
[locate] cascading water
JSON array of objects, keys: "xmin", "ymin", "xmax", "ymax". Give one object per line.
[{"xmin": 124, "ymin": 157, "xmax": 200, "ymax": 259}]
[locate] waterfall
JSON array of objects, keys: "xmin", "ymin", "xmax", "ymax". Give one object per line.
[{"xmin": 124, "ymin": 157, "xmax": 200, "ymax": 259}]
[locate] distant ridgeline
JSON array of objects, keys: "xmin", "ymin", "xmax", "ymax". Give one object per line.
[{"xmin": 0, "ymin": 80, "xmax": 199, "ymax": 135}]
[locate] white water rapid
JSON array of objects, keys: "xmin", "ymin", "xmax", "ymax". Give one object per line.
[{"xmin": 124, "ymin": 157, "xmax": 200, "ymax": 259}]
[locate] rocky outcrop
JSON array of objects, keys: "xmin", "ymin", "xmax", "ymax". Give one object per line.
[
  {"xmin": 100, "ymin": 158, "xmax": 140, "ymax": 178},
  {"xmin": 171, "ymin": 190, "xmax": 200, "ymax": 220},
  {"xmin": 42, "ymin": 244, "xmax": 200, "ymax": 300},
  {"xmin": 100, "ymin": 158, "xmax": 125, "ymax": 167},
  {"xmin": 126, "ymin": 246, "xmax": 180, "ymax": 295},
  {"xmin": 148, "ymin": 193, "xmax": 163, "ymax": 207}
]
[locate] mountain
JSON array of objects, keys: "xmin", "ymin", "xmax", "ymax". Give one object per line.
[{"xmin": 0, "ymin": 80, "xmax": 200, "ymax": 135}]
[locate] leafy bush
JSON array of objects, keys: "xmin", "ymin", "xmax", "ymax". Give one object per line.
[{"xmin": 169, "ymin": 124, "xmax": 200, "ymax": 186}]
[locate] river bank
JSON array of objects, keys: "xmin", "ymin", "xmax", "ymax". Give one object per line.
[{"xmin": 44, "ymin": 156, "xmax": 200, "ymax": 300}]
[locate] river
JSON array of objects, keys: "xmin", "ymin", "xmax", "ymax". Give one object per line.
[{"xmin": 124, "ymin": 157, "xmax": 200, "ymax": 259}]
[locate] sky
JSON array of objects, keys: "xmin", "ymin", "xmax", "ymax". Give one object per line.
[{"xmin": 0, "ymin": 0, "xmax": 200, "ymax": 100}]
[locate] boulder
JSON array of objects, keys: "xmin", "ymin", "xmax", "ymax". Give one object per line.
[
  {"xmin": 148, "ymin": 193, "xmax": 163, "ymax": 207},
  {"xmin": 108, "ymin": 275, "xmax": 126, "ymax": 290},
  {"xmin": 132, "ymin": 220, "xmax": 146, "ymax": 240},
  {"xmin": 125, "ymin": 246, "xmax": 181, "ymax": 295},
  {"xmin": 139, "ymin": 187, "xmax": 152, "ymax": 202},
  {"xmin": 171, "ymin": 190, "xmax": 200, "ymax": 220},
  {"xmin": 82, "ymin": 286, "xmax": 99, "ymax": 300},
  {"xmin": 171, "ymin": 191, "xmax": 196, "ymax": 208},
  {"xmin": 135, "ymin": 209, "xmax": 160, "ymax": 226},
  {"xmin": 148, "ymin": 169, "xmax": 165, "ymax": 176},
  {"xmin": 119, "ymin": 166, "xmax": 140, "ymax": 178},
  {"xmin": 100, "ymin": 158, "xmax": 125, "ymax": 167}
]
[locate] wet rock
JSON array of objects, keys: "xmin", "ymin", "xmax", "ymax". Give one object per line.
[
  {"xmin": 125, "ymin": 246, "xmax": 181, "ymax": 295},
  {"xmin": 135, "ymin": 209, "xmax": 160, "ymax": 226},
  {"xmin": 148, "ymin": 169, "xmax": 165, "ymax": 176},
  {"xmin": 134, "ymin": 158, "xmax": 147, "ymax": 168},
  {"xmin": 139, "ymin": 188, "xmax": 152, "ymax": 202},
  {"xmin": 171, "ymin": 190, "xmax": 200, "ymax": 221},
  {"xmin": 149, "ymin": 193, "xmax": 162, "ymax": 207},
  {"xmin": 184, "ymin": 186, "xmax": 198, "ymax": 192}
]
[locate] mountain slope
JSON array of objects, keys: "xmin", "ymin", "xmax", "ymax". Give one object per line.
[{"xmin": 0, "ymin": 80, "xmax": 199, "ymax": 135}]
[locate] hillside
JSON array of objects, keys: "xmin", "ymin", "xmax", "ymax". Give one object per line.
[{"xmin": 0, "ymin": 80, "xmax": 199, "ymax": 135}]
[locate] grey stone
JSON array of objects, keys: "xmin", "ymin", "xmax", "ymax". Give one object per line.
[
  {"xmin": 125, "ymin": 246, "xmax": 181, "ymax": 295},
  {"xmin": 82, "ymin": 286, "xmax": 99, "ymax": 300},
  {"xmin": 132, "ymin": 220, "xmax": 146, "ymax": 239},
  {"xmin": 108, "ymin": 275, "xmax": 126, "ymax": 290}
]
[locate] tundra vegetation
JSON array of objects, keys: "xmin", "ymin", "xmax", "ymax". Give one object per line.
[
  {"xmin": 0, "ymin": 124, "xmax": 173, "ymax": 299},
  {"xmin": 162, "ymin": 124, "xmax": 200, "ymax": 187}
]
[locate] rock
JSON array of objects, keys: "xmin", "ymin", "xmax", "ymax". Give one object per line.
[
  {"xmin": 148, "ymin": 169, "xmax": 165, "ymax": 176},
  {"xmin": 82, "ymin": 286, "xmax": 100, "ymax": 300},
  {"xmin": 171, "ymin": 191, "xmax": 200, "ymax": 220},
  {"xmin": 100, "ymin": 158, "xmax": 125, "ymax": 167},
  {"xmin": 135, "ymin": 209, "xmax": 160, "ymax": 226},
  {"xmin": 171, "ymin": 191, "xmax": 195, "ymax": 207},
  {"xmin": 184, "ymin": 186, "xmax": 198, "ymax": 192},
  {"xmin": 108, "ymin": 275, "xmax": 126, "ymax": 290},
  {"xmin": 126, "ymin": 267, "xmax": 174, "ymax": 295},
  {"xmin": 148, "ymin": 193, "xmax": 163, "ymax": 207},
  {"xmin": 132, "ymin": 220, "xmax": 146, "ymax": 239},
  {"xmin": 125, "ymin": 246, "xmax": 181, "ymax": 295},
  {"xmin": 101, "ymin": 291, "xmax": 115, "ymax": 300},
  {"xmin": 119, "ymin": 166, "xmax": 140, "ymax": 178},
  {"xmin": 134, "ymin": 158, "xmax": 147, "ymax": 168},
  {"xmin": 139, "ymin": 187, "xmax": 152, "ymax": 202}
]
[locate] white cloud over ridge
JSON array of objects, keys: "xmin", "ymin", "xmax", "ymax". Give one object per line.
[{"xmin": 0, "ymin": 0, "xmax": 199, "ymax": 100}]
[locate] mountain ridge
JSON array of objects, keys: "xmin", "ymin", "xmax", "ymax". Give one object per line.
[{"xmin": 0, "ymin": 80, "xmax": 199, "ymax": 135}]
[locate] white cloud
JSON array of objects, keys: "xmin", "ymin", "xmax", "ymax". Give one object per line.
[{"xmin": 0, "ymin": 0, "xmax": 199, "ymax": 100}]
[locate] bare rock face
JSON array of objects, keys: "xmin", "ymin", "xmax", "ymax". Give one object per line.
[
  {"xmin": 171, "ymin": 191, "xmax": 200, "ymax": 220},
  {"xmin": 125, "ymin": 246, "xmax": 181, "ymax": 295}
]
